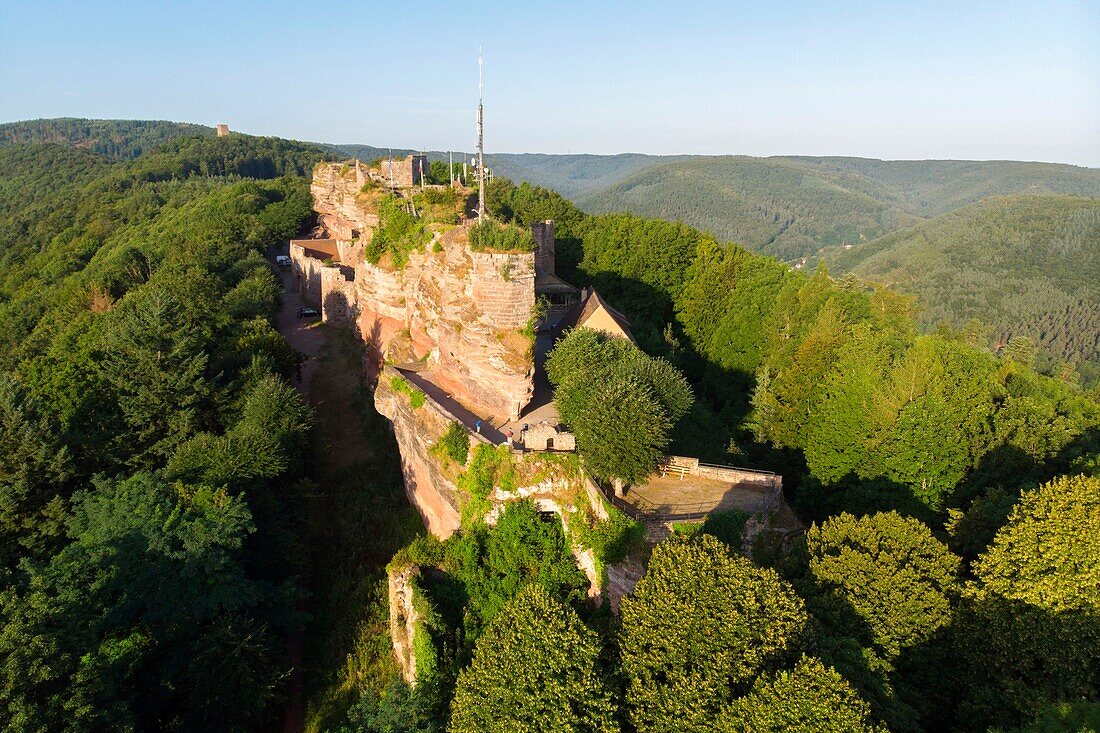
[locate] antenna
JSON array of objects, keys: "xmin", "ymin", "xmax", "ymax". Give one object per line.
[{"xmin": 477, "ymin": 48, "xmax": 485, "ymax": 222}]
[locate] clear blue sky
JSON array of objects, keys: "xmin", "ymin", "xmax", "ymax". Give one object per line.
[{"xmin": 2, "ymin": 0, "xmax": 1097, "ymax": 166}]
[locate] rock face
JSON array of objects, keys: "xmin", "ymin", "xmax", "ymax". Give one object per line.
[
  {"xmin": 304, "ymin": 162, "xmax": 535, "ymax": 420},
  {"xmin": 310, "ymin": 161, "xmax": 377, "ymax": 240},
  {"xmin": 375, "ymin": 367, "xmax": 469, "ymax": 538},
  {"xmin": 378, "ymin": 227, "xmax": 535, "ymax": 420}
]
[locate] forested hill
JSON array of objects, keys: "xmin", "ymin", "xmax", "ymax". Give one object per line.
[
  {"xmin": 0, "ymin": 117, "xmax": 215, "ymax": 159},
  {"xmin": 0, "ymin": 134, "xmax": 331, "ymax": 729},
  {"xmin": 825, "ymin": 194, "xmax": 1100, "ymax": 379},
  {"xmin": 576, "ymin": 156, "xmax": 1100, "ymax": 260},
  {"xmin": 1, "ymin": 124, "xmax": 1098, "ymax": 732}
]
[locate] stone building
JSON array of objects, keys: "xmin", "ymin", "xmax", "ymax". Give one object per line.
[
  {"xmin": 522, "ymin": 421, "xmax": 576, "ymax": 452},
  {"xmin": 532, "ymin": 220, "xmax": 579, "ymax": 317},
  {"xmin": 380, "ymin": 155, "xmax": 429, "ymax": 188},
  {"xmin": 216, "ymin": 123, "xmax": 230, "ymax": 137}
]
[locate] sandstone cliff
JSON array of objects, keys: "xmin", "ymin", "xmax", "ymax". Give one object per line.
[
  {"xmin": 375, "ymin": 367, "xmax": 469, "ymax": 538},
  {"xmin": 303, "ymin": 162, "xmax": 535, "ymax": 421}
]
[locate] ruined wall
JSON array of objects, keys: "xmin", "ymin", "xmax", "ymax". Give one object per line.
[
  {"xmin": 289, "ymin": 241, "xmax": 328, "ymax": 305},
  {"xmin": 320, "ymin": 265, "xmax": 358, "ymax": 323},
  {"xmin": 380, "ymin": 155, "xmax": 428, "ymax": 188},
  {"xmin": 388, "ymin": 564, "xmax": 421, "ymax": 684}
]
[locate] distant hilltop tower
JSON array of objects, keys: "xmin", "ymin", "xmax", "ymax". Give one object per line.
[{"xmin": 216, "ymin": 123, "xmax": 230, "ymax": 137}]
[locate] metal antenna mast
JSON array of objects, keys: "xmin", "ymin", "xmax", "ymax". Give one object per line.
[{"xmin": 477, "ymin": 49, "xmax": 485, "ymax": 221}]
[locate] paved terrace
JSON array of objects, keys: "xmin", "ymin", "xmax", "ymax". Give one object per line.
[{"xmin": 614, "ymin": 459, "xmax": 781, "ymax": 521}]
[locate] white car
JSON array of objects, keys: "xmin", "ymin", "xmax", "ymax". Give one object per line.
[{"xmin": 275, "ymin": 255, "xmax": 292, "ymax": 269}]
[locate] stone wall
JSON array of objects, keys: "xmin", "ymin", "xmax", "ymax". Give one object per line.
[
  {"xmin": 289, "ymin": 240, "xmax": 338, "ymax": 306},
  {"xmin": 320, "ymin": 265, "xmax": 358, "ymax": 323},
  {"xmin": 380, "ymin": 155, "xmax": 428, "ymax": 188}
]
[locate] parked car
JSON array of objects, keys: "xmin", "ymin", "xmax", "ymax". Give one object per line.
[
  {"xmin": 275, "ymin": 255, "xmax": 292, "ymax": 269},
  {"xmin": 297, "ymin": 307, "xmax": 320, "ymax": 318}
]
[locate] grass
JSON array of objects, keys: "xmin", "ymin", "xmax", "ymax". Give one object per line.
[{"xmin": 390, "ymin": 375, "xmax": 427, "ymax": 408}]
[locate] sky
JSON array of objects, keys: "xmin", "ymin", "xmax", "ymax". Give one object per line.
[{"xmin": 2, "ymin": 0, "xmax": 1098, "ymax": 166}]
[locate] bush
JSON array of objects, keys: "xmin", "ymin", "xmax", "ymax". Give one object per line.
[
  {"xmin": 468, "ymin": 219, "xmax": 536, "ymax": 253},
  {"xmin": 366, "ymin": 195, "xmax": 430, "ymax": 268},
  {"xmin": 391, "ymin": 375, "xmax": 427, "ymax": 409},
  {"xmin": 438, "ymin": 421, "xmax": 469, "ymax": 465},
  {"xmin": 571, "ymin": 506, "xmax": 644, "ymax": 566}
]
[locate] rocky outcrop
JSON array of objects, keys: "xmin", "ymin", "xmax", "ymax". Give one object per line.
[
  {"xmin": 308, "ymin": 162, "xmax": 535, "ymax": 420},
  {"xmin": 363, "ymin": 226, "xmax": 534, "ymax": 420},
  {"xmin": 375, "ymin": 367, "xmax": 470, "ymax": 538},
  {"xmin": 310, "ymin": 162, "xmax": 378, "ymax": 240},
  {"xmin": 388, "ymin": 563, "xmax": 422, "ymax": 685}
]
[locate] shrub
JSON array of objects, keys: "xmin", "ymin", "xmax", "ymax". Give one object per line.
[
  {"xmin": 366, "ymin": 195, "xmax": 431, "ymax": 268},
  {"xmin": 457, "ymin": 445, "xmax": 516, "ymax": 524},
  {"xmin": 438, "ymin": 421, "xmax": 469, "ymax": 465},
  {"xmin": 390, "ymin": 375, "xmax": 427, "ymax": 409},
  {"xmin": 571, "ymin": 506, "xmax": 644, "ymax": 566},
  {"xmin": 469, "ymin": 219, "xmax": 536, "ymax": 253}
]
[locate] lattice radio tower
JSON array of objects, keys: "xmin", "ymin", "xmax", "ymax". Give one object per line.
[{"xmin": 477, "ymin": 49, "xmax": 485, "ymax": 221}]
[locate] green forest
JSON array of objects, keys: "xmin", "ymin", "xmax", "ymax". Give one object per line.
[
  {"xmin": 575, "ymin": 155, "xmax": 1100, "ymax": 261},
  {"xmin": 0, "ymin": 123, "xmax": 1097, "ymax": 733},
  {"xmin": 0, "ymin": 119, "xmax": 216, "ymax": 160},
  {"xmin": 825, "ymin": 195, "xmax": 1100, "ymax": 384}
]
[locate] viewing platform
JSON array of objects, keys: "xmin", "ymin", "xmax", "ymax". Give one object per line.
[{"xmin": 610, "ymin": 457, "xmax": 782, "ymax": 522}]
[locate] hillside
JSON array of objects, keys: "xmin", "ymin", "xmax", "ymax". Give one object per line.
[
  {"xmin": 827, "ymin": 194, "xmax": 1100, "ymax": 373},
  {"xmin": 577, "ymin": 156, "xmax": 1100, "ymax": 260},
  {"xmin": 577, "ymin": 156, "xmax": 923, "ymax": 260},
  {"xmin": 0, "ymin": 117, "xmax": 214, "ymax": 159},
  {"xmin": 1, "ymin": 126, "xmax": 1098, "ymax": 733}
]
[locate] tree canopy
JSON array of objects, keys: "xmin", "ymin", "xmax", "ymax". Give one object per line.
[
  {"xmin": 547, "ymin": 328, "xmax": 693, "ymax": 485},
  {"xmin": 717, "ymin": 656, "xmax": 881, "ymax": 733},
  {"xmin": 449, "ymin": 584, "xmax": 619, "ymax": 733},
  {"xmin": 618, "ymin": 535, "xmax": 806, "ymax": 733}
]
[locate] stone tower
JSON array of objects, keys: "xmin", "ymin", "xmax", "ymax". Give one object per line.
[{"xmin": 532, "ymin": 220, "xmax": 556, "ymax": 277}]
